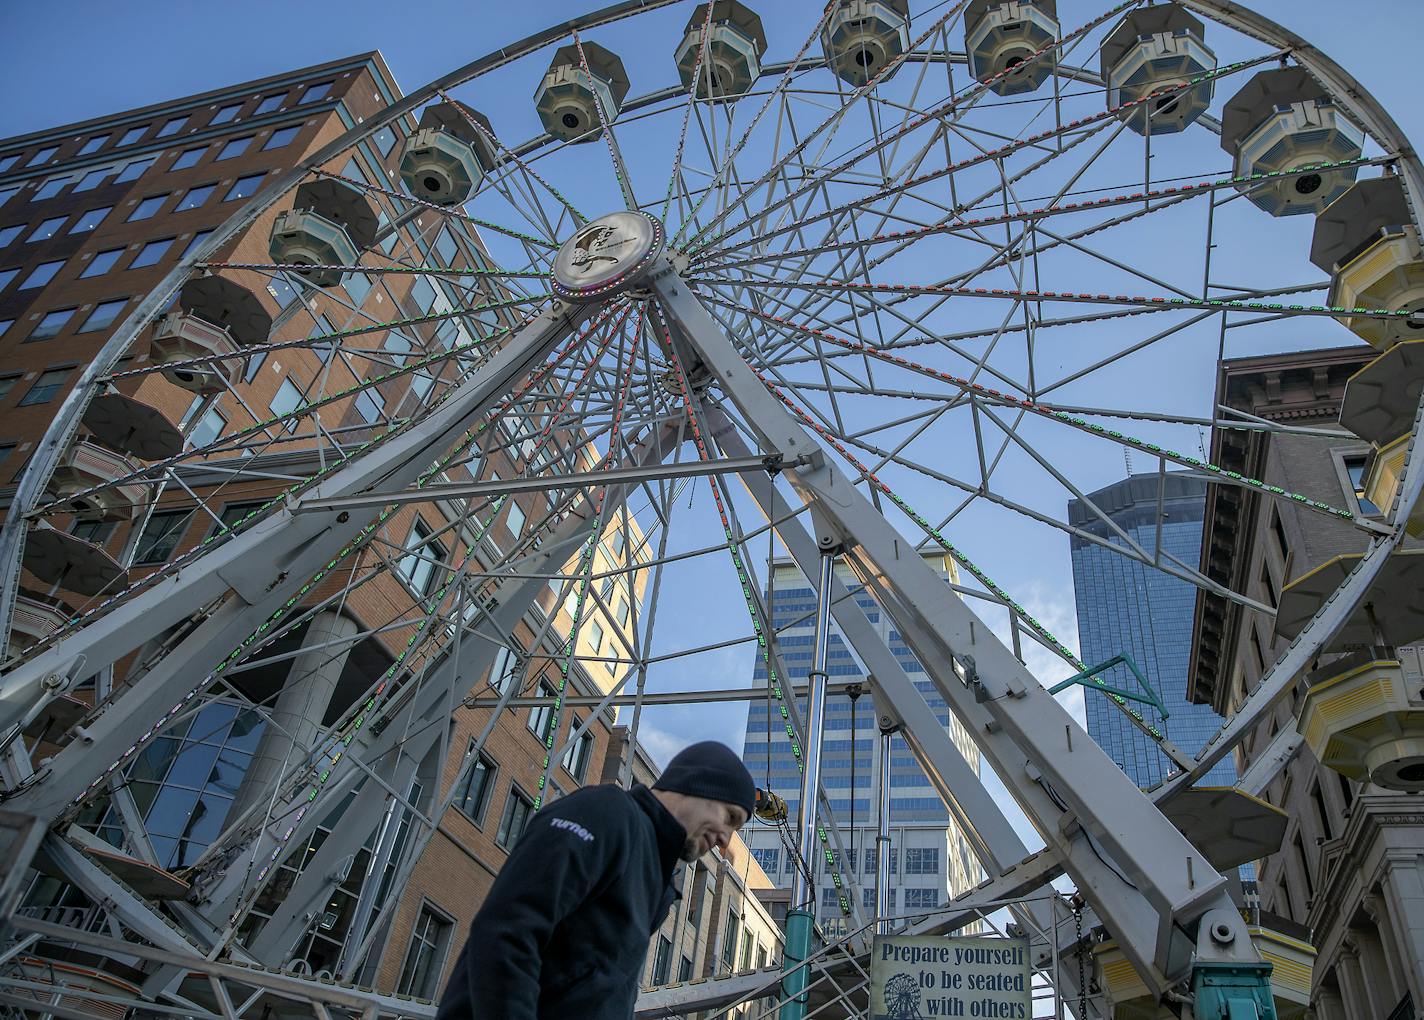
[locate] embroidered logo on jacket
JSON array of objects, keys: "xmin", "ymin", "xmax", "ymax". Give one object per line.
[{"xmin": 550, "ymin": 818, "xmax": 595, "ymax": 842}]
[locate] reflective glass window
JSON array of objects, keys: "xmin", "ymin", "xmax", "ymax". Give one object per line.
[
  {"xmin": 28, "ymin": 307, "xmax": 75, "ymax": 341},
  {"xmin": 69, "ymin": 206, "xmax": 111, "ymax": 233},
  {"xmin": 170, "ymin": 146, "xmax": 205, "ymax": 171}
]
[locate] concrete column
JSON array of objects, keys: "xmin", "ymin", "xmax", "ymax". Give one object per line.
[
  {"xmin": 1363, "ymin": 892, "xmax": 1409, "ymax": 1010},
  {"xmin": 230, "ymin": 611, "xmax": 360, "ymax": 823},
  {"xmin": 1381, "ymin": 857, "xmax": 1424, "ymax": 1012},
  {"xmin": 1343, "ymin": 935, "xmax": 1390, "ymax": 1020},
  {"xmin": 1333, "ymin": 944, "xmax": 1370, "ymax": 1020},
  {"xmin": 1312, "ymin": 980, "xmax": 1347, "ymax": 1020}
]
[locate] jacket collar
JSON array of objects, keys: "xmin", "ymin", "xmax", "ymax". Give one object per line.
[{"xmin": 631, "ymin": 784, "xmax": 687, "ymax": 878}]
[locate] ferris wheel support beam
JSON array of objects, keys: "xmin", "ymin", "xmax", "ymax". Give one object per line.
[
  {"xmin": 653, "ymin": 265, "xmax": 1254, "ymax": 1000},
  {"xmin": 714, "ymin": 413, "xmax": 1098, "ymax": 1016},
  {"xmin": 0, "ymin": 301, "xmax": 593, "ymax": 823}
]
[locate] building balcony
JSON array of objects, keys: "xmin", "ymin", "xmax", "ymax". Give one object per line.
[
  {"xmin": 48, "ymin": 439, "xmax": 145, "ymax": 522},
  {"xmin": 1298, "ymin": 649, "xmax": 1424, "ymax": 792},
  {"xmin": 150, "ymin": 310, "xmax": 244, "ymax": 393}
]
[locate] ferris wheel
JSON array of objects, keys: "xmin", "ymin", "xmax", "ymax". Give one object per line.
[{"xmin": 1, "ymin": 1, "xmax": 1421, "ymax": 1016}]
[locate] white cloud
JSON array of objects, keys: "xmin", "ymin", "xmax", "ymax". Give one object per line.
[{"xmin": 982, "ymin": 579, "xmax": 1087, "ymax": 727}]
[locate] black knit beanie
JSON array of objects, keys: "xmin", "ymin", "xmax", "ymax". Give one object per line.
[{"xmin": 652, "ymin": 741, "xmax": 756, "ymax": 818}]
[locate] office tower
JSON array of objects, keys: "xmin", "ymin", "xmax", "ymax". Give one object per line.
[{"xmin": 739, "ymin": 556, "xmax": 981, "ymax": 934}]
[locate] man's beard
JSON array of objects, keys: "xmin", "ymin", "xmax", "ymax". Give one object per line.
[{"xmin": 679, "ymin": 837, "xmax": 701, "ymax": 862}]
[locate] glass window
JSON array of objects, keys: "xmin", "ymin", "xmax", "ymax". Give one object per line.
[
  {"xmin": 352, "ymin": 387, "xmax": 385, "ymax": 424},
  {"xmin": 181, "ymin": 230, "xmax": 214, "ymax": 261},
  {"xmin": 19, "ymin": 368, "xmax": 70, "ymax": 406},
  {"xmin": 587, "ymin": 619, "xmax": 604, "ymax": 654},
  {"xmin": 129, "ymin": 238, "xmax": 173, "ymax": 270},
  {"xmin": 28, "ymin": 307, "xmax": 75, "ymax": 341},
  {"xmin": 211, "ymin": 500, "xmax": 266, "ymax": 537},
  {"xmin": 340, "ymin": 156, "xmax": 371, "ymax": 187},
  {"xmin": 73, "ymin": 167, "xmax": 114, "ymax": 192},
  {"xmin": 904, "ymin": 888, "xmax": 939, "ymax": 910},
  {"xmin": 496, "ymin": 787, "xmax": 533, "ymax": 848},
  {"xmin": 721, "ymin": 912, "xmax": 740, "ymax": 969},
  {"xmin": 254, "ymin": 94, "xmax": 284, "ymax": 115},
  {"xmin": 396, "ymin": 906, "xmax": 452, "ymax": 998},
  {"xmin": 224, "ymin": 173, "xmax": 264, "ymax": 201},
  {"xmin": 0, "ymin": 268, "xmax": 19, "ymax": 292},
  {"xmin": 561, "ymin": 720, "xmax": 593, "ymax": 783},
  {"xmin": 397, "ymin": 519, "xmax": 446, "ymax": 597},
  {"xmin": 80, "ymin": 299, "xmax": 128, "ymax": 333},
  {"xmin": 0, "ymin": 154, "xmax": 19, "ymax": 173},
  {"xmin": 242, "ymin": 349, "xmax": 267, "ymax": 382},
  {"xmin": 71, "ymin": 518, "xmax": 116, "ymax": 545},
  {"xmin": 157, "ymin": 116, "xmax": 186, "ymax": 138},
  {"xmin": 78, "ymin": 135, "xmax": 110, "ymax": 155},
  {"xmin": 373, "ymin": 125, "xmax": 398, "ymax": 156},
  {"xmin": 263, "ymin": 125, "xmax": 300, "ymax": 150},
  {"xmin": 0, "ymin": 374, "xmax": 17, "ymax": 398},
  {"xmin": 118, "ymin": 126, "xmax": 147, "ymax": 146},
  {"xmin": 127, "ymin": 193, "xmax": 168, "ymax": 221},
  {"xmin": 527, "ymin": 680, "xmax": 557, "ymax": 740},
  {"xmin": 456, "ymin": 748, "xmax": 496, "ymax": 823},
  {"xmin": 0, "ymin": 225, "xmax": 22, "ymax": 246},
  {"xmin": 343, "ymin": 270, "xmax": 370, "ymax": 306},
  {"xmin": 308, "ymin": 314, "xmax": 335, "ymax": 360},
  {"xmin": 435, "ymin": 229, "xmax": 459, "ymax": 266},
  {"xmin": 27, "ymin": 216, "xmax": 67, "ymax": 241},
  {"xmin": 0, "ymin": 185, "xmax": 18, "ymax": 207},
  {"xmin": 27, "ymin": 145, "xmax": 59, "ymax": 166},
  {"xmin": 266, "ymin": 273, "xmax": 302, "ymax": 308},
  {"xmin": 506, "ymin": 500, "xmax": 525, "ymax": 537},
  {"xmin": 211, "ymin": 103, "xmax": 243, "ymax": 125},
  {"xmin": 489, "ymin": 645, "xmax": 520, "ymax": 693},
  {"xmin": 188, "ymin": 406, "xmax": 226, "ymax": 449},
  {"xmin": 114, "ymin": 157, "xmax": 155, "ymax": 183},
  {"xmin": 270, "ymin": 377, "xmax": 304, "ymax": 431},
  {"xmin": 69, "ymin": 206, "xmax": 111, "ymax": 233},
  {"xmin": 300, "ymin": 82, "xmax": 333, "ymax": 103},
  {"xmin": 170, "ymin": 146, "xmax": 205, "ymax": 172},
  {"xmin": 33, "ymin": 177, "xmax": 69, "ymax": 200},
  {"xmin": 134, "ymin": 508, "xmax": 193, "ymax": 565},
  {"xmin": 215, "ymin": 137, "xmax": 253, "ymax": 161},
  {"xmin": 904, "ymin": 847, "xmax": 939, "ymax": 874},
  {"xmin": 652, "ymin": 935, "xmax": 673, "ymax": 986},
  {"xmin": 80, "ymin": 248, "xmax": 123, "ymax": 278},
  {"xmin": 410, "ymin": 276, "xmax": 437, "ymax": 314},
  {"xmin": 20, "ymin": 259, "xmax": 65, "ymax": 288},
  {"xmin": 616, "ymin": 598, "xmax": 629, "ymax": 626},
  {"xmin": 176, "ymin": 183, "xmax": 216, "ymax": 211},
  {"xmin": 1344, "ymin": 455, "xmax": 1380, "ymax": 514}
]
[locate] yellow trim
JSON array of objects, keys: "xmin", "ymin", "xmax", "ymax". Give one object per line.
[{"xmin": 1308, "ymin": 660, "xmax": 1398, "ymax": 698}]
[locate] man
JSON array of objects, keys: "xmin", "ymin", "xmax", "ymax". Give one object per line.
[{"xmin": 436, "ymin": 740, "xmax": 755, "ymax": 1019}]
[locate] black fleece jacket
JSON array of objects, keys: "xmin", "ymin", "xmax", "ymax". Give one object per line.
[{"xmin": 436, "ymin": 783, "xmax": 685, "ymax": 1019}]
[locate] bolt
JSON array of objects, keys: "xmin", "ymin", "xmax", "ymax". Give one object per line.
[
  {"xmin": 41, "ymin": 672, "xmax": 63, "ymax": 691},
  {"xmin": 1211, "ymin": 922, "xmax": 1235, "ymax": 945},
  {"xmin": 336, "ymin": 512, "xmax": 350, "ymax": 524}
]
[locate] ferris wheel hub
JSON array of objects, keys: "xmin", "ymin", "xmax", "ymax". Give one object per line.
[{"xmin": 551, "ymin": 210, "xmax": 666, "ymax": 302}]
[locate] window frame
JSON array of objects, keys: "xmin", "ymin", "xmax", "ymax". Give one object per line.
[
  {"xmin": 79, "ymin": 298, "xmax": 129, "ymax": 333},
  {"xmin": 132, "ymin": 508, "xmax": 193, "ymax": 565},
  {"xmin": 80, "ymin": 248, "xmax": 124, "ymax": 279},
  {"xmin": 20, "ymin": 259, "xmax": 66, "ymax": 289},
  {"xmin": 18, "ymin": 367, "xmax": 71, "ymax": 406},
  {"xmin": 68, "ymin": 206, "xmax": 112, "ymax": 233},
  {"xmin": 262, "ymin": 125, "xmax": 302, "ymax": 151},
  {"xmin": 129, "ymin": 237, "xmax": 175, "ymax": 270},
  {"xmin": 210, "ymin": 102, "xmax": 243, "ymax": 125},
  {"xmin": 27, "ymin": 307, "xmax": 76, "ymax": 342},
  {"xmin": 224, "ymin": 173, "xmax": 265, "ymax": 202},
  {"xmin": 496, "ymin": 785, "xmax": 534, "ymax": 849},
  {"xmin": 395, "ymin": 901, "xmax": 454, "ymax": 999},
  {"xmin": 455, "ymin": 744, "xmax": 498, "ymax": 825},
  {"xmin": 215, "ymin": 136, "xmax": 254, "ymax": 161},
  {"xmin": 175, "ymin": 183, "xmax": 217, "ymax": 212},
  {"xmin": 27, "ymin": 215, "xmax": 68, "ymax": 242}
]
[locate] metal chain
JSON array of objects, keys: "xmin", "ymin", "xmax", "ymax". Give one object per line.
[{"xmin": 1073, "ymin": 896, "xmax": 1087, "ymax": 1019}]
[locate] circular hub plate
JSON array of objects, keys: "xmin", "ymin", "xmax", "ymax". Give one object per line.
[{"xmin": 551, "ymin": 211, "xmax": 665, "ymax": 301}]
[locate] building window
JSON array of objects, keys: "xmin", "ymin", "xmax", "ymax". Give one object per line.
[
  {"xmin": 79, "ymin": 298, "xmax": 128, "ymax": 333},
  {"xmin": 528, "ymin": 680, "xmax": 557, "ymax": 740},
  {"xmin": 456, "ymin": 747, "xmax": 497, "ymax": 824},
  {"xmin": 181, "ymin": 230, "xmax": 214, "ymax": 261},
  {"xmin": 71, "ymin": 518, "xmax": 116, "ymax": 545},
  {"xmin": 904, "ymin": 888, "xmax": 940, "ymax": 910},
  {"xmin": 225, "ymin": 173, "xmax": 265, "ymax": 202},
  {"xmin": 80, "ymin": 248, "xmax": 124, "ymax": 278},
  {"xmin": 397, "ymin": 519, "xmax": 446, "ymax": 598},
  {"xmin": 27, "ymin": 145, "xmax": 59, "ymax": 166},
  {"xmin": 616, "ymin": 597, "xmax": 629, "ymax": 626},
  {"xmin": 751, "ymin": 848, "xmax": 780, "ymax": 875},
  {"xmin": 721, "ymin": 912, "xmax": 740, "ymax": 971},
  {"xmin": 651, "ymin": 934, "xmax": 673, "ymax": 986},
  {"xmin": 69, "ymin": 206, "xmax": 111, "ymax": 233},
  {"xmin": 562, "ymin": 717, "xmax": 593, "ymax": 783},
  {"xmin": 0, "ymin": 375, "xmax": 18, "ymax": 400},
  {"xmin": 28, "ymin": 215, "xmax": 68, "ymax": 241},
  {"xmin": 211, "ymin": 500, "xmax": 266, "ymax": 537},
  {"xmin": 129, "ymin": 237, "xmax": 174, "ymax": 270},
  {"xmin": 216, "ymin": 136, "xmax": 253, "ymax": 161},
  {"xmin": 18, "ymin": 368, "xmax": 70, "ymax": 406},
  {"xmin": 27, "ymin": 308, "xmax": 75, "ymax": 341},
  {"xmin": 0, "ymin": 319, "xmax": 13, "ymax": 337},
  {"xmin": 489, "ymin": 645, "xmax": 520, "ymax": 693},
  {"xmin": 254, "ymin": 94, "xmax": 284, "ymax": 115},
  {"xmin": 73, "ymin": 167, "xmax": 113, "ymax": 192},
  {"xmin": 396, "ymin": 904, "xmax": 453, "ymax": 998},
  {"xmin": 0, "ymin": 155, "xmax": 17, "ymax": 174},
  {"xmin": 21, "ymin": 259, "xmax": 65, "ymax": 288},
  {"xmin": 188, "ymin": 405, "xmax": 226, "ymax": 449},
  {"xmin": 0, "ymin": 225, "xmax": 21, "ymax": 246},
  {"xmin": 79, "ymin": 135, "xmax": 110, "ymax": 155},
  {"xmin": 176, "ymin": 183, "xmax": 216, "ymax": 211},
  {"xmin": 506, "ymin": 500, "xmax": 525, "ymax": 538},
  {"xmin": 157, "ymin": 116, "xmax": 187, "ymax": 138},
  {"xmin": 127, "ymin": 194, "xmax": 168, "ymax": 221},
  {"xmin": 677, "ymin": 955, "xmax": 693, "ymax": 982},
  {"xmin": 33, "ymin": 177, "xmax": 70, "ymax": 201},
  {"xmin": 269, "ymin": 377, "xmax": 304, "ymax": 431},
  {"xmin": 117, "ymin": 126, "xmax": 147, "ymax": 147},
  {"xmin": 114, "ymin": 157, "xmax": 156, "ymax": 183},
  {"xmin": 497, "ymin": 787, "xmax": 534, "ymax": 848},
  {"xmin": 0, "ymin": 268, "xmax": 19, "ymax": 292},
  {"xmin": 903, "ymin": 847, "xmax": 939, "ymax": 875},
  {"xmin": 300, "ymin": 82, "xmax": 333, "ymax": 103},
  {"xmin": 171, "ymin": 146, "xmax": 206, "ymax": 172},
  {"xmin": 1342, "ymin": 454, "xmax": 1380, "ymax": 514},
  {"xmin": 211, "ymin": 102, "xmax": 243, "ymax": 125},
  {"xmin": 263, "ymin": 125, "xmax": 301, "ymax": 151},
  {"xmin": 133, "ymin": 508, "xmax": 193, "ymax": 564},
  {"xmin": 373, "ymin": 125, "xmax": 399, "ymax": 156},
  {"xmin": 587, "ymin": 618, "xmax": 605, "ymax": 654}
]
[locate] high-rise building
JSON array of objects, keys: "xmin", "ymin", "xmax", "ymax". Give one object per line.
[
  {"xmin": 739, "ymin": 556, "xmax": 981, "ymax": 934},
  {"xmin": 1068, "ymin": 472, "xmax": 1235, "ymax": 788}
]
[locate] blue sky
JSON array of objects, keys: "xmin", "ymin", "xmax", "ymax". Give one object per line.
[{"xmin": 3, "ymin": 1, "xmax": 1420, "ymax": 799}]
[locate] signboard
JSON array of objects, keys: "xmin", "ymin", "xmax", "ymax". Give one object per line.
[{"xmin": 870, "ymin": 934, "xmax": 1031, "ymax": 1019}]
